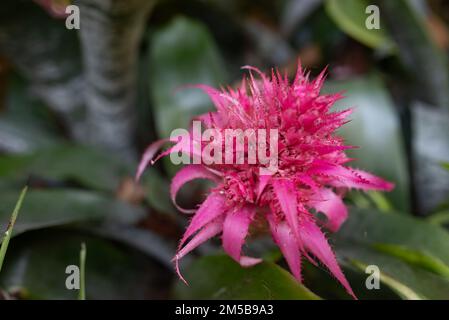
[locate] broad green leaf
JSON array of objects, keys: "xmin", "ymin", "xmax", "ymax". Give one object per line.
[
  {"xmin": 333, "ymin": 207, "xmax": 449, "ymax": 299},
  {"xmin": 325, "ymin": 0, "xmax": 394, "ymax": 50},
  {"xmin": 301, "ymin": 259, "xmax": 401, "ymax": 300},
  {"xmin": 373, "ymin": 243, "xmax": 449, "ymax": 279},
  {"xmin": 339, "ymin": 245, "xmax": 449, "ymax": 299},
  {"xmin": 0, "ymin": 230, "xmax": 172, "ymax": 299},
  {"xmin": 4, "ymin": 74, "xmax": 60, "ymax": 134},
  {"xmin": 0, "ymin": 75, "xmax": 62, "ymax": 153},
  {"xmin": 0, "ymin": 189, "xmax": 144, "ymax": 237},
  {"xmin": 351, "ymin": 260, "xmax": 422, "ymax": 300},
  {"xmin": 174, "ymin": 255, "xmax": 320, "ymax": 300},
  {"xmin": 427, "ymin": 210, "xmax": 449, "ymax": 227},
  {"xmin": 324, "ymin": 74, "xmax": 409, "ymax": 212},
  {"xmin": 337, "ymin": 207, "xmax": 449, "ymax": 266},
  {"xmin": 365, "ymin": 191, "xmax": 393, "ymax": 212},
  {"xmin": 0, "ymin": 119, "xmax": 61, "ymax": 154},
  {"xmin": 0, "ymin": 144, "xmax": 130, "ymax": 192},
  {"xmin": 148, "ymin": 16, "xmax": 227, "ymax": 139},
  {"xmin": 377, "ymin": 0, "xmax": 449, "ymax": 109}
]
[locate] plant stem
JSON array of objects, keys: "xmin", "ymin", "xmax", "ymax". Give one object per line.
[
  {"xmin": 78, "ymin": 242, "xmax": 86, "ymax": 300},
  {"xmin": 0, "ymin": 186, "xmax": 28, "ymax": 273}
]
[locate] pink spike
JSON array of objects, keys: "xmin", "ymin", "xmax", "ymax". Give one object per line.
[
  {"xmin": 272, "ymin": 179, "xmax": 300, "ymax": 243},
  {"xmin": 309, "ymin": 161, "xmax": 394, "ymax": 191},
  {"xmin": 242, "ymin": 65, "xmax": 269, "ymax": 87},
  {"xmin": 301, "ymin": 218, "xmax": 356, "ymax": 299},
  {"xmin": 296, "ymin": 174, "xmax": 319, "ymax": 192},
  {"xmin": 352, "ymin": 169, "xmax": 395, "ymax": 191},
  {"xmin": 272, "ymin": 179, "xmax": 314, "ymax": 262},
  {"xmin": 256, "ymin": 174, "xmax": 272, "ymax": 201},
  {"xmin": 194, "ymin": 111, "xmax": 221, "ymax": 128},
  {"xmin": 309, "ymin": 188, "xmax": 348, "ymax": 232},
  {"xmin": 267, "ymin": 215, "xmax": 303, "ymax": 282},
  {"xmin": 313, "ymin": 65, "xmax": 328, "ymax": 92},
  {"xmin": 240, "ymin": 257, "xmax": 263, "ymax": 267},
  {"xmin": 135, "ymin": 138, "xmax": 171, "ymax": 181},
  {"xmin": 179, "ymin": 192, "xmax": 226, "ymax": 248},
  {"xmin": 175, "ymin": 217, "xmax": 224, "ymax": 284},
  {"xmin": 222, "ymin": 205, "xmax": 261, "ymax": 266},
  {"xmin": 193, "ymin": 84, "xmax": 229, "ymax": 120},
  {"xmin": 171, "ymin": 165, "xmax": 221, "ymax": 214},
  {"xmin": 294, "ymin": 59, "xmax": 304, "ymax": 84}
]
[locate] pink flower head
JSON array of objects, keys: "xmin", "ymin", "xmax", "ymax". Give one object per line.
[{"xmin": 137, "ymin": 63, "xmax": 394, "ymax": 299}]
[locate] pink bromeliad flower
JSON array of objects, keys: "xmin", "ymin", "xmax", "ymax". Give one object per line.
[{"xmin": 136, "ymin": 63, "xmax": 393, "ymax": 299}]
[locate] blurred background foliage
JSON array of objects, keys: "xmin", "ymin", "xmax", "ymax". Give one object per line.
[{"xmin": 1, "ymin": 0, "xmax": 449, "ymax": 300}]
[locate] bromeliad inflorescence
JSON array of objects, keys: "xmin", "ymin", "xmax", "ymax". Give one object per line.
[{"xmin": 136, "ymin": 63, "xmax": 394, "ymax": 299}]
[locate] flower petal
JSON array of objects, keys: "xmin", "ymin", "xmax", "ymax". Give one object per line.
[
  {"xmin": 175, "ymin": 217, "xmax": 224, "ymax": 284},
  {"xmin": 309, "ymin": 188, "xmax": 348, "ymax": 232},
  {"xmin": 256, "ymin": 174, "xmax": 271, "ymax": 201},
  {"xmin": 179, "ymin": 192, "xmax": 226, "ymax": 248},
  {"xmin": 135, "ymin": 138, "xmax": 171, "ymax": 181},
  {"xmin": 193, "ymin": 84, "xmax": 229, "ymax": 121},
  {"xmin": 309, "ymin": 161, "xmax": 394, "ymax": 191},
  {"xmin": 272, "ymin": 179, "xmax": 300, "ymax": 242},
  {"xmin": 222, "ymin": 205, "xmax": 261, "ymax": 266},
  {"xmin": 351, "ymin": 169, "xmax": 394, "ymax": 191},
  {"xmin": 240, "ymin": 257, "xmax": 263, "ymax": 267},
  {"xmin": 171, "ymin": 165, "xmax": 220, "ymax": 214},
  {"xmin": 194, "ymin": 111, "xmax": 222, "ymax": 128},
  {"xmin": 301, "ymin": 218, "xmax": 356, "ymax": 299},
  {"xmin": 267, "ymin": 215, "xmax": 302, "ymax": 282}
]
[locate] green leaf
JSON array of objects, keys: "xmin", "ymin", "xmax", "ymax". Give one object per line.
[
  {"xmin": 174, "ymin": 255, "xmax": 320, "ymax": 300},
  {"xmin": 0, "ymin": 119, "xmax": 61, "ymax": 154},
  {"xmin": 427, "ymin": 210, "xmax": 449, "ymax": 226},
  {"xmin": 324, "ymin": 74, "xmax": 410, "ymax": 212},
  {"xmin": 301, "ymin": 259, "xmax": 401, "ymax": 299},
  {"xmin": 0, "ymin": 75, "xmax": 62, "ymax": 153},
  {"xmin": 365, "ymin": 191, "xmax": 393, "ymax": 212},
  {"xmin": 0, "ymin": 230, "xmax": 172, "ymax": 299},
  {"xmin": 351, "ymin": 260, "xmax": 423, "ymax": 300},
  {"xmin": 148, "ymin": 16, "xmax": 227, "ymax": 139},
  {"xmin": 377, "ymin": 0, "xmax": 449, "ymax": 109},
  {"xmin": 0, "ymin": 189, "xmax": 144, "ymax": 237},
  {"xmin": 0, "ymin": 186, "xmax": 27, "ymax": 273},
  {"xmin": 0, "ymin": 144, "xmax": 130, "ymax": 192},
  {"xmin": 337, "ymin": 207, "xmax": 449, "ymax": 266},
  {"xmin": 373, "ymin": 243, "xmax": 449, "ymax": 279},
  {"xmin": 325, "ymin": 0, "xmax": 394, "ymax": 50},
  {"xmin": 334, "ymin": 207, "xmax": 449, "ymax": 299},
  {"xmin": 4, "ymin": 74, "xmax": 60, "ymax": 133}
]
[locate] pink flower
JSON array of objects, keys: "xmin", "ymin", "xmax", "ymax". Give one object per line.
[{"xmin": 137, "ymin": 63, "xmax": 393, "ymax": 299}]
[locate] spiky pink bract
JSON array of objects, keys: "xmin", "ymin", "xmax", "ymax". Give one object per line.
[{"xmin": 137, "ymin": 63, "xmax": 394, "ymax": 299}]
